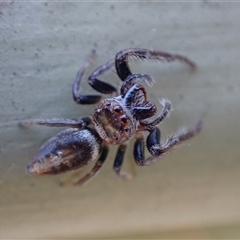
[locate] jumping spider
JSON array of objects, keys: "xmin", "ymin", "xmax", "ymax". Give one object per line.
[{"xmin": 20, "ymin": 48, "xmax": 202, "ymax": 186}]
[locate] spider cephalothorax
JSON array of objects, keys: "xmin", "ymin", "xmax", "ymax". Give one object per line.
[
  {"xmin": 93, "ymin": 76, "xmax": 157, "ymax": 145},
  {"xmin": 20, "ymin": 48, "xmax": 202, "ymax": 186},
  {"xmin": 93, "ymin": 97, "xmax": 136, "ymax": 145}
]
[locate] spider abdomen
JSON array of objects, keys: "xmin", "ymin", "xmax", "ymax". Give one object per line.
[{"xmin": 27, "ymin": 128, "xmax": 102, "ymax": 175}]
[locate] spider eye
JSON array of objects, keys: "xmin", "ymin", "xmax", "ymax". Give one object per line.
[
  {"xmin": 113, "ymin": 106, "xmax": 121, "ymax": 113},
  {"xmin": 121, "ymin": 115, "xmax": 127, "ymax": 123}
]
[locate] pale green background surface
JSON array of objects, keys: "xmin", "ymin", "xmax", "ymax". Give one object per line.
[{"xmin": 0, "ymin": 2, "xmax": 240, "ymax": 238}]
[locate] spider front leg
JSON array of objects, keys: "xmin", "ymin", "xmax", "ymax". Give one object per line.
[
  {"xmin": 139, "ymin": 98, "xmax": 172, "ymax": 131},
  {"xmin": 73, "ymin": 50, "xmax": 117, "ymax": 104},
  {"xmin": 115, "ymin": 48, "xmax": 196, "ymax": 81},
  {"xmin": 134, "ymin": 121, "xmax": 202, "ymax": 166},
  {"xmin": 120, "ymin": 73, "xmax": 154, "ymax": 96}
]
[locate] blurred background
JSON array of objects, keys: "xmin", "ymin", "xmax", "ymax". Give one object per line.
[{"xmin": 0, "ymin": 2, "xmax": 240, "ymax": 238}]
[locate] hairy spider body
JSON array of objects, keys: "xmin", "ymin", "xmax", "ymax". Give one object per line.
[
  {"xmin": 20, "ymin": 48, "xmax": 201, "ymax": 186},
  {"xmin": 27, "ymin": 127, "xmax": 102, "ymax": 176}
]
